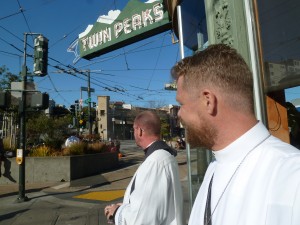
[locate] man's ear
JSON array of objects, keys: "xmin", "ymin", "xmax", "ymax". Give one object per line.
[
  {"xmin": 202, "ymin": 89, "xmax": 217, "ymax": 116},
  {"xmin": 139, "ymin": 128, "xmax": 143, "ymax": 137}
]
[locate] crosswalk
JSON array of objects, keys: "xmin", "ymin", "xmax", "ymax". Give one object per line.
[{"xmin": 73, "ymin": 190, "xmax": 126, "ymax": 201}]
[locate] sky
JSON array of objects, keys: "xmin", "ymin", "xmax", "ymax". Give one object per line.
[
  {"xmin": 1, "ymin": 0, "xmax": 299, "ymax": 109},
  {"xmin": 0, "ymin": 0, "xmax": 190, "ymax": 108}
]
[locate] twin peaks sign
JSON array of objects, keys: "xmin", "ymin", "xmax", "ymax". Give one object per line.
[{"xmin": 79, "ymin": 0, "xmax": 171, "ymax": 59}]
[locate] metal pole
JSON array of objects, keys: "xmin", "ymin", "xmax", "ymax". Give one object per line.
[
  {"xmin": 80, "ymin": 89, "xmax": 82, "ymax": 112},
  {"xmin": 177, "ymin": 6, "xmax": 185, "ymax": 59},
  {"xmin": 177, "ymin": 5, "xmax": 193, "ymax": 212},
  {"xmin": 18, "ymin": 33, "xmax": 29, "ymax": 202},
  {"xmin": 244, "ymin": 0, "xmax": 267, "ymax": 124},
  {"xmin": 112, "ymin": 117, "xmax": 115, "ymax": 140},
  {"xmin": 79, "ymin": 88, "xmax": 83, "ymax": 135},
  {"xmin": 87, "ymin": 70, "xmax": 92, "ymax": 136}
]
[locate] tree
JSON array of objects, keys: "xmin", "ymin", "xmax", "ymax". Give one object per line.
[
  {"xmin": 145, "ymin": 99, "xmax": 167, "ymax": 109},
  {"xmin": 26, "ymin": 113, "xmax": 72, "ymax": 149},
  {"xmin": 81, "ymin": 106, "xmax": 96, "ymax": 125},
  {"xmin": 0, "ymin": 65, "xmax": 21, "ymax": 90},
  {"xmin": 52, "ymin": 106, "xmax": 71, "ymax": 117},
  {"xmin": 161, "ymin": 117, "xmax": 170, "ymax": 139}
]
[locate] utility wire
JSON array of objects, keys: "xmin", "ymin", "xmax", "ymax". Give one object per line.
[
  {"xmin": 0, "ymin": 25, "xmax": 25, "ymax": 43},
  {"xmin": 0, "ymin": 36, "xmax": 24, "ymax": 54},
  {"xmin": 0, "ymin": 8, "xmax": 24, "ymax": 21},
  {"xmin": 0, "ymin": 2, "xmax": 176, "ymax": 104},
  {"xmin": 47, "ymin": 74, "xmax": 70, "ymax": 105},
  {"xmin": 0, "ymin": 34, "xmax": 173, "ymax": 103},
  {"xmin": 79, "ymin": 33, "xmax": 171, "ymax": 68},
  {"xmin": 147, "ymin": 33, "xmax": 166, "ymax": 89},
  {"xmin": 16, "ymin": 0, "xmax": 34, "ymax": 42},
  {"xmin": 0, "ymin": 50, "xmax": 22, "ymax": 58},
  {"xmin": 1, "ymin": 22, "xmax": 174, "ymax": 78}
]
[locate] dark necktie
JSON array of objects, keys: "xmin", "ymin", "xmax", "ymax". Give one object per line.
[{"xmin": 204, "ymin": 175, "xmax": 214, "ymax": 225}]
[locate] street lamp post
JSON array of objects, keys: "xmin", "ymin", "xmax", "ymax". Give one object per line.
[{"xmin": 112, "ymin": 117, "xmax": 115, "ymax": 139}]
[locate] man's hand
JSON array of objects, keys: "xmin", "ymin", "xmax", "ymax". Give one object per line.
[{"xmin": 104, "ymin": 203, "xmax": 122, "ymax": 222}]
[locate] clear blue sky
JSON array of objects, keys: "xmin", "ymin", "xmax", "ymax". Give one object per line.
[
  {"xmin": 1, "ymin": 0, "xmax": 299, "ymax": 108},
  {"xmin": 0, "ymin": 0, "xmax": 189, "ymax": 108}
]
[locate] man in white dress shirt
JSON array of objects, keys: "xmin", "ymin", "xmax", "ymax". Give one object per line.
[
  {"xmin": 104, "ymin": 111, "xmax": 183, "ymax": 225},
  {"xmin": 171, "ymin": 44, "xmax": 300, "ymax": 225}
]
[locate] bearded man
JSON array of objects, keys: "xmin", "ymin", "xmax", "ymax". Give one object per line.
[{"xmin": 171, "ymin": 44, "xmax": 300, "ymax": 225}]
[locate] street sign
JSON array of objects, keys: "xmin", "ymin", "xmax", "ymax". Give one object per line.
[
  {"xmin": 84, "ymin": 98, "xmax": 91, "ymax": 104},
  {"xmin": 81, "ymin": 87, "xmax": 95, "ymax": 92}
]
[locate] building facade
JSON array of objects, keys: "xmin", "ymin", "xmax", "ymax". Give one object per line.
[{"xmin": 95, "ymin": 96, "xmax": 181, "ymax": 141}]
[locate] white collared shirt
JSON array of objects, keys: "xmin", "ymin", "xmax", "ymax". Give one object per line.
[
  {"xmin": 189, "ymin": 121, "xmax": 300, "ymax": 225},
  {"xmin": 115, "ymin": 149, "xmax": 183, "ymax": 225}
]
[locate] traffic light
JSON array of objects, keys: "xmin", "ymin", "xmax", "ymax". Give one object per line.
[
  {"xmin": 33, "ymin": 35, "xmax": 48, "ymax": 76},
  {"xmin": 70, "ymin": 104, "xmax": 75, "ymax": 115},
  {"xmin": 80, "ymin": 112, "xmax": 84, "ymax": 120},
  {"xmin": 0, "ymin": 91, "xmax": 10, "ymax": 110},
  {"xmin": 74, "ymin": 100, "xmax": 79, "ymax": 111},
  {"xmin": 93, "ymin": 102, "xmax": 96, "ymax": 107},
  {"xmin": 30, "ymin": 92, "xmax": 49, "ymax": 109}
]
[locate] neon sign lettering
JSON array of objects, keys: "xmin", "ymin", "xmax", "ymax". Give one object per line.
[{"xmin": 81, "ymin": 3, "xmax": 164, "ymax": 52}]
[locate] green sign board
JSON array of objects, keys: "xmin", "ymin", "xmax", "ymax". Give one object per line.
[
  {"xmin": 84, "ymin": 98, "xmax": 91, "ymax": 104},
  {"xmin": 79, "ymin": 0, "xmax": 171, "ymax": 59}
]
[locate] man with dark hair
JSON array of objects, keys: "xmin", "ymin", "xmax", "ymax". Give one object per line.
[
  {"xmin": 104, "ymin": 111, "xmax": 183, "ymax": 225},
  {"xmin": 171, "ymin": 44, "xmax": 300, "ymax": 225}
]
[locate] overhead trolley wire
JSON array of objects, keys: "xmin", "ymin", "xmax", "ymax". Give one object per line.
[
  {"xmin": 16, "ymin": 0, "xmax": 34, "ymax": 42},
  {"xmin": 1, "ymin": 1, "xmax": 177, "ymax": 103},
  {"xmin": 0, "ymin": 8, "xmax": 24, "ymax": 21}
]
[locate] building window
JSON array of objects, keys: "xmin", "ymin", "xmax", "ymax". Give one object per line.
[{"xmin": 100, "ymin": 110, "xmax": 105, "ymax": 116}]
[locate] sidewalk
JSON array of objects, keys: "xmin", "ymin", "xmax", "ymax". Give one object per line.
[
  {"xmin": 0, "ymin": 149, "xmax": 190, "ymax": 225},
  {"xmin": 0, "ymin": 163, "xmax": 139, "ymax": 225}
]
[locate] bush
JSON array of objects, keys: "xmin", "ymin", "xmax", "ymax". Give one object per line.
[
  {"xmin": 28, "ymin": 145, "xmax": 52, "ymax": 157},
  {"xmin": 2, "ymin": 137, "xmax": 16, "ymax": 151},
  {"xmin": 25, "ymin": 136, "xmax": 110, "ymax": 157},
  {"xmin": 64, "ymin": 142, "xmax": 86, "ymax": 155},
  {"xmin": 85, "ymin": 142, "xmax": 107, "ymax": 154}
]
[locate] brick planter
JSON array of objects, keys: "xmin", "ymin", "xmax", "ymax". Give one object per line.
[{"xmin": 0, "ymin": 152, "xmax": 118, "ymax": 185}]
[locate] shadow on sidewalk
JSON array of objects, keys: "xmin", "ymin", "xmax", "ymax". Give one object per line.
[
  {"xmin": 0, "ymin": 209, "xmax": 29, "ymax": 221},
  {"xmin": 0, "ymin": 186, "xmax": 53, "ymax": 199}
]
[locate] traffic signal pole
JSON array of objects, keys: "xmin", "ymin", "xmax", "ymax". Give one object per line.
[
  {"xmin": 17, "ymin": 33, "xmax": 29, "ymax": 202},
  {"xmin": 17, "ymin": 33, "xmax": 48, "ymax": 202}
]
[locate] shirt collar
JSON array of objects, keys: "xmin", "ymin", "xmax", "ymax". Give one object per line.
[
  {"xmin": 213, "ymin": 121, "xmax": 270, "ymax": 164},
  {"xmin": 144, "ymin": 140, "xmax": 177, "ymax": 158},
  {"xmin": 143, "ymin": 140, "xmax": 157, "ymax": 155}
]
